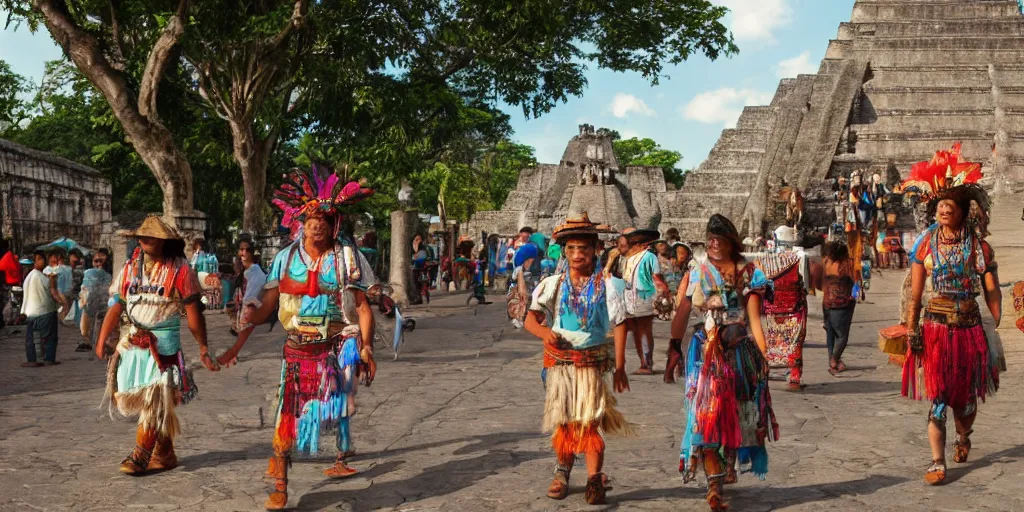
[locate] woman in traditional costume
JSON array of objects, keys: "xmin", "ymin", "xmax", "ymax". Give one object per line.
[
  {"xmin": 620, "ymin": 228, "xmax": 667, "ymax": 374},
  {"xmin": 95, "ymin": 215, "xmax": 221, "ymax": 475},
  {"xmin": 901, "ymin": 145, "xmax": 1001, "ymax": 485},
  {"xmin": 525, "ymin": 213, "xmax": 632, "ymax": 505},
  {"xmin": 757, "ymin": 249, "xmax": 807, "ymax": 391},
  {"xmin": 671, "ymin": 214, "xmax": 778, "ymax": 512},
  {"xmin": 231, "ymin": 166, "xmax": 378, "ymax": 510}
]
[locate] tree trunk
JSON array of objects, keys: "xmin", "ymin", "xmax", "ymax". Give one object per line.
[
  {"xmin": 389, "ymin": 209, "xmax": 418, "ymax": 307},
  {"xmin": 228, "ymin": 120, "xmax": 270, "ymax": 233},
  {"xmin": 132, "ymin": 127, "xmax": 195, "ymax": 219}
]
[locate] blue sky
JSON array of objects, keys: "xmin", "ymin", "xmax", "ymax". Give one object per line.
[{"xmin": 1, "ymin": 0, "xmax": 854, "ymax": 168}]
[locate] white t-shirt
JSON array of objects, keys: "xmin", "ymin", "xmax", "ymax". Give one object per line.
[{"xmin": 21, "ymin": 269, "xmax": 57, "ymax": 318}]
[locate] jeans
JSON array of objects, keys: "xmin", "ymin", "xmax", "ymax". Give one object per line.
[
  {"xmin": 25, "ymin": 311, "xmax": 58, "ymax": 362},
  {"xmin": 823, "ymin": 306, "xmax": 855, "ymax": 361}
]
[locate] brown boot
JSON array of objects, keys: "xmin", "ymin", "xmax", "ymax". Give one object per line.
[
  {"xmin": 148, "ymin": 436, "xmax": 178, "ymax": 472},
  {"xmin": 119, "ymin": 426, "xmax": 157, "ymax": 475},
  {"xmin": 584, "ymin": 473, "xmax": 607, "ymax": 505},
  {"xmin": 546, "ymin": 464, "xmax": 571, "ymax": 500},
  {"xmin": 706, "ymin": 477, "xmax": 728, "ymax": 511},
  {"xmin": 264, "ymin": 453, "xmax": 289, "ymax": 510},
  {"xmin": 322, "ymin": 454, "xmax": 358, "ymax": 479}
]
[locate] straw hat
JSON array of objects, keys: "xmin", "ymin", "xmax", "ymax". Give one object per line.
[
  {"xmin": 130, "ymin": 215, "xmax": 183, "ymax": 240},
  {"xmin": 553, "ymin": 212, "xmax": 600, "ymax": 242}
]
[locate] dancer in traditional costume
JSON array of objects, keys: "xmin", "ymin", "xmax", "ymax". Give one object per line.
[
  {"xmin": 757, "ymin": 251, "xmax": 807, "ymax": 391},
  {"xmin": 525, "ymin": 213, "xmax": 633, "ymax": 505},
  {"xmin": 901, "ymin": 145, "xmax": 1002, "ymax": 485},
  {"xmin": 671, "ymin": 214, "xmax": 778, "ymax": 512},
  {"xmin": 231, "ymin": 167, "xmax": 378, "ymax": 510},
  {"xmin": 621, "ymin": 228, "xmax": 667, "ymax": 374},
  {"xmin": 95, "ymin": 215, "xmax": 220, "ymax": 475}
]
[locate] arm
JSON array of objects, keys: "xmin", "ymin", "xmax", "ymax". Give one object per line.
[
  {"xmin": 184, "ymin": 301, "xmax": 219, "ymax": 371},
  {"xmin": 746, "ymin": 294, "xmax": 768, "ymax": 355},
  {"xmin": 983, "ymin": 269, "xmax": 1002, "ymax": 328},
  {"xmin": 247, "ymin": 287, "xmax": 281, "ymax": 326},
  {"xmin": 353, "ymin": 288, "xmax": 377, "ymax": 385},
  {"xmin": 670, "ymin": 273, "xmax": 693, "ymax": 340},
  {"xmin": 218, "ymin": 287, "xmax": 279, "ymax": 366},
  {"xmin": 612, "ymin": 321, "xmax": 630, "ymax": 392},
  {"xmin": 94, "ymin": 301, "xmax": 124, "ymax": 359},
  {"xmin": 524, "ymin": 309, "xmax": 561, "ymax": 347},
  {"xmin": 905, "ymin": 262, "xmax": 926, "ymax": 331},
  {"xmin": 516, "ymin": 270, "xmax": 528, "ymax": 298}
]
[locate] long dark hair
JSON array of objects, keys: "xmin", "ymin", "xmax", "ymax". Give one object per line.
[
  {"xmin": 163, "ymin": 239, "xmax": 187, "ymax": 260},
  {"xmin": 822, "ymin": 241, "xmax": 849, "ymax": 262}
]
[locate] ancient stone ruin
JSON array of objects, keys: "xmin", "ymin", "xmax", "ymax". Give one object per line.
[
  {"xmin": 673, "ymin": 0, "xmax": 1024, "ymax": 242},
  {"xmin": 464, "ymin": 124, "xmax": 672, "ymax": 237},
  {"xmin": 0, "ymin": 139, "xmax": 112, "ymax": 253}
]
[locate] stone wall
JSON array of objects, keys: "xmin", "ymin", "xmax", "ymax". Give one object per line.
[{"xmin": 0, "ymin": 139, "xmax": 112, "ymax": 253}]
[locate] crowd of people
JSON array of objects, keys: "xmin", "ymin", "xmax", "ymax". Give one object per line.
[{"xmin": 2, "ymin": 143, "xmax": 1013, "ymax": 510}]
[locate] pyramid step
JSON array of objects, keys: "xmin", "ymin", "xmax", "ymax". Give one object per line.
[
  {"xmin": 840, "ymin": 19, "xmax": 1024, "ymax": 39},
  {"xmin": 735, "ymin": 106, "xmax": 778, "ymax": 131},
  {"xmin": 683, "ymin": 171, "xmax": 758, "ymax": 194},
  {"xmin": 852, "ymin": 1, "xmax": 1021, "ymax": 23},
  {"xmin": 698, "ymin": 149, "xmax": 765, "ymax": 171}
]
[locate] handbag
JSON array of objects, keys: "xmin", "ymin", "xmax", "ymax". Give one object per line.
[{"xmin": 878, "ymin": 324, "xmax": 908, "ymax": 356}]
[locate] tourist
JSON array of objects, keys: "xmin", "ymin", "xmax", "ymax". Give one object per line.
[
  {"xmin": 95, "ymin": 215, "xmax": 220, "ymax": 476},
  {"xmin": 226, "ymin": 172, "xmax": 377, "ymax": 510},
  {"xmin": 524, "ymin": 213, "xmax": 632, "ymax": 505},
  {"xmin": 217, "ymin": 235, "xmax": 266, "ymax": 365},
  {"xmin": 663, "ymin": 243, "xmax": 693, "ymax": 384},
  {"xmin": 358, "ymin": 232, "xmax": 379, "ymax": 271},
  {"xmin": 672, "ymin": 214, "xmax": 777, "ymax": 511},
  {"xmin": 819, "ymin": 240, "xmax": 857, "ymax": 375},
  {"xmin": 190, "ymin": 238, "xmax": 219, "ymax": 274},
  {"xmin": 508, "ymin": 242, "xmax": 540, "ymax": 328},
  {"xmin": 76, "ymin": 249, "xmax": 112, "ymax": 352},
  {"xmin": 44, "ymin": 248, "xmax": 73, "ymax": 321},
  {"xmin": 0, "ymin": 242, "xmax": 22, "ymax": 333},
  {"xmin": 514, "ymin": 226, "xmax": 534, "ymax": 249},
  {"xmin": 903, "ymin": 182, "xmax": 1001, "ymax": 486},
  {"xmin": 665, "ymin": 227, "xmax": 681, "ymax": 245},
  {"xmin": 412, "ymin": 234, "xmax": 434, "ymax": 303},
  {"xmin": 621, "ymin": 227, "xmax": 667, "ymax": 374},
  {"xmin": 467, "ymin": 249, "xmax": 491, "ymax": 305},
  {"xmin": 20, "ymin": 250, "xmax": 58, "ymax": 367}
]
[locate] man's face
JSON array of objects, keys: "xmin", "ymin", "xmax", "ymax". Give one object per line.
[
  {"xmin": 237, "ymin": 242, "xmax": 254, "ymax": 265},
  {"xmin": 304, "ymin": 215, "xmax": 332, "ymax": 245},
  {"xmin": 564, "ymin": 239, "xmax": 596, "ymax": 272},
  {"xmin": 655, "ymin": 242, "xmax": 668, "ymax": 256},
  {"xmin": 518, "ymin": 232, "xmax": 530, "ymax": 244},
  {"xmin": 138, "ymin": 237, "xmax": 163, "ymax": 257},
  {"xmin": 936, "ymin": 199, "xmax": 964, "ymax": 228},
  {"xmin": 34, "ymin": 255, "xmax": 46, "ymax": 271},
  {"xmin": 93, "ymin": 254, "xmax": 107, "ymax": 268},
  {"xmin": 616, "ymin": 236, "xmax": 628, "ymax": 254}
]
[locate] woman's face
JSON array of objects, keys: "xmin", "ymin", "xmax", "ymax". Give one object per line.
[
  {"xmin": 675, "ymin": 246, "xmax": 690, "ymax": 263},
  {"xmin": 238, "ymin": 241, "xmax": 254, "ymax": 266},
  {"xmin": 706, "ymin": 234, "xmax": 732, "ymax": 262},
  {"xmin": 413, "ymin": 235, "xmax": 423, "ymax": 247},
  {"xmin": 936, "ymin": 199, "xmax": 965, "ymax": 228},
  {"xmin": 138, "ymin": 236, "xmax": 164, "ymax": 257},
  {"xmin": 304, "ymin": 215, "xmax": 332, "ymax": 245}
]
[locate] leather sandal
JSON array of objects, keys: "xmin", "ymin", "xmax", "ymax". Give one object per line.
[
  {"xmin": 322, "ymin": 455, "xmax": 358, "ymax": 479},
  {"xmin": 546, "ymin": 467, "xmax": 570, "ymax": 500},
  {"xmin": 584, "ymin": 473, "xmax": 607, "ymax": 505},
  {"xmin": 119, "ymin": 444, "xmax": 153, "ymax": 475},
  {"xmin": 924, "ymin": 459, "xmax": 946, "ymax": 486},
  {"xmin": 953, "ymin": 429, "xmax": 973, "ymax": 463}
]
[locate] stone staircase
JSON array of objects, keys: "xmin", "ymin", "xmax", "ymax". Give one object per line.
[{"xmin": 670, "ymin": 0, "xmax": 1024, "ymax": 243}]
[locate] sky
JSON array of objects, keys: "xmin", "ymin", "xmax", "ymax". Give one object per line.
[{"xmin": 0, "ymin": 0, "xmax": 855, "ymax": 168}]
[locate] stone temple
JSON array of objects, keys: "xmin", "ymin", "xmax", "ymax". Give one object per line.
[
  {"xmin": 674, "ymin": 0, "xmax": 1024, "ymax": 241},
  {"xmin": 471, "ymin": 0, "xmax": 1024, "ymax": 242},
  {"xmin": 465, "ymin": 124, "xmax": 673, "ymax": 237}
]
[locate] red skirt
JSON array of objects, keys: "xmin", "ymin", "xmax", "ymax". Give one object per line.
[{"xmin": 902, "ymin": 318, "xmax": 998, "ymax": 409}]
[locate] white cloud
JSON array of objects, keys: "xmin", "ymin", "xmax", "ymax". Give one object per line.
[
  {"xmin": 680, "ymin": 88, "xmax": 773, "ymax": 128},
  {"xmin": 608, "ymin": 93, "xmax": 656, "ymax": 119},
  {"xmin": 716, "ymin": 0, "xmax": 793, "ymax": 43},
  {"xmin": 620, "ymin": 130, "xmax": 641, "ymax": 140},
  {"xmin": 776, "ymin": 51, "xmax": 817, "ymax": 78}
]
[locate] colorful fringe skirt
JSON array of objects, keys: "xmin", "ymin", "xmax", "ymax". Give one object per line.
[
  {"xmin": 764, "ymin": 308, "xmax": 806, "ymax": 375},
  {"xmin": 102, "ymin": 330, "xmax": 197, "ymax": 439},
  {"xmin": 274, "ymin": 337, "xmax": 360, "ymax": 456},
  {"xmin": 681, "ymin": 325, "xmax": 778, "ymax": 480},
  {"xmin": 902, "ymin": 301, "xmax": 1000, "ymax": 410},
  {"xmin": 542, "ymin": 344, "xmax": 634, "ymax": 460}
]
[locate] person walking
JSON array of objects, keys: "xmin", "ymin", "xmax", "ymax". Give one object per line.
[
  {"xmin": 820, "ymin": 240, "xmax": 857, "ymax": 375},
  {"xmin": 20, "ymin": 250, "xmax": 59, "ymax": 367},
  {"xmin": 76, "ymin": 249, "xmax": 113, "ymax": 352}
]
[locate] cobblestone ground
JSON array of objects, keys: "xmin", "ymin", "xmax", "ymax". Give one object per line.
[{"xmin": 3, "ymin": 205, "xmax": 1024, "ymax": 512}]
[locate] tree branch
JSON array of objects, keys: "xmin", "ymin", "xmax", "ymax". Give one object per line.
[
  {"xmin": 105, "ymin": 0, "xmax": 125, "ymax": 71},
  {"xmin": 137, "ymin": 0, "xmax": 189, "ymax": 120}
]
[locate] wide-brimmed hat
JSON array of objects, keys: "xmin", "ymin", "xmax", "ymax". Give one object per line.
[
  {"xmin": 130, "ymin": 215, "xmax": 182, "ymax": 241},
  {"xmin": 624, "ymin": 227, "xmax": 660, "ymax": 245},
  {"xmin": 553, "ymin": 212, "xmax": 600, "ymax": 242}
]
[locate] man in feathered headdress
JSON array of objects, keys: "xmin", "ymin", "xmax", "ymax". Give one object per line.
[
  {"xmin": 524, "ymin": 212, "xmax": 633, "ymax": 505},
  {"xmin": 227, "ymin": 165, "xmax": 378, "ymax": 510},
  {"xmin": 900, "ymin": 143, "xmax": 1002, "ymax": 486}
]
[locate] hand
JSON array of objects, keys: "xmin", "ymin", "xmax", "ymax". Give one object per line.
[
  {"xmin": 200, "ymin": 351, "xmax": 220, "ymax": 372},
  {"xmin": 216, "ymin": 348, "xmax": 239, "ymax": 368},
  {"xmin": 362, "ymin": 355, "xmax": 377, "ymax": 387},
  {"xmin": 16, "ymin": 314, "xmax": 25, "ymax": 324},
  {"xmin": 542, "ymin": 329, "xmax": 569, "ymax": 350},
  {"xmin": 613, "ymin": 367, "xmax": 630, "ymax": 393},
  {"xmin": 95, "ymin": 343, "xmax": 107, "ymax": 361}
]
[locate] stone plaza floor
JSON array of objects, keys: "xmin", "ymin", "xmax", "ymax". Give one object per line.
[{"xmin": 4, "ymin": 209, "xmax": 1024, "ymax": 511}]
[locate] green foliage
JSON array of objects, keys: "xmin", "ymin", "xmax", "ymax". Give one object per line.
[
  {"xmin": 0, "ymin": 59, "xmax": 31, "ymax": 135},
  {"xmin": 480, "ymin": 140, "xmax": 536, "ymax": 210},
  {"xmin": 613, "ymin": 137, "xmax": 687, "ymax": 189}
]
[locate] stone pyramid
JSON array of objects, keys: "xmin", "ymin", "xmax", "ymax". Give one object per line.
[{"xmin": 671, "ymin": 0, "xmax": 1024, "ymax": 242}]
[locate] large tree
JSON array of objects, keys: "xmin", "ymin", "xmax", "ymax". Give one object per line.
[{"xmin": 0, "ymin": 59, "xmax": 31, "ymax": 134}]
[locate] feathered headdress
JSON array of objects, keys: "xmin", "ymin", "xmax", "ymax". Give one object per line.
[
  {"xmin": 901, "ymin": 142, "xmax": 983, "ymax": 199},
  {"xmin": 272, "ymin": 164, "xmax": 374, "ymax": 237}
]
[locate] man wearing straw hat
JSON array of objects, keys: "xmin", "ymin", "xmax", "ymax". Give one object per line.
[
  {"xmin": 95, "ymin": 215, "xmax": 221, "ymax": 476},
  {"xmin": 525, "ymin": 212, "xmax": 633, "ymax": 505}
]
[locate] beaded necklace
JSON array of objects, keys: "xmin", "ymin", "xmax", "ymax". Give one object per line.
[
  {"xmin": 559, "ymin": 267, "xmax": 605, "ymax": 330},
  {"xmin": 930, "ymin": 225, "xmax": 974, "ymax": 299}
]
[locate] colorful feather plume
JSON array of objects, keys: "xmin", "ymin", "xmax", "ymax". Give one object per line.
[
  {"xmin": 902, "ymin": 142, "xmax": 983, "ymax": 197},
  {"xmin": 272, "ymin": 164, "xmax": 374, "ymax": 236}
]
